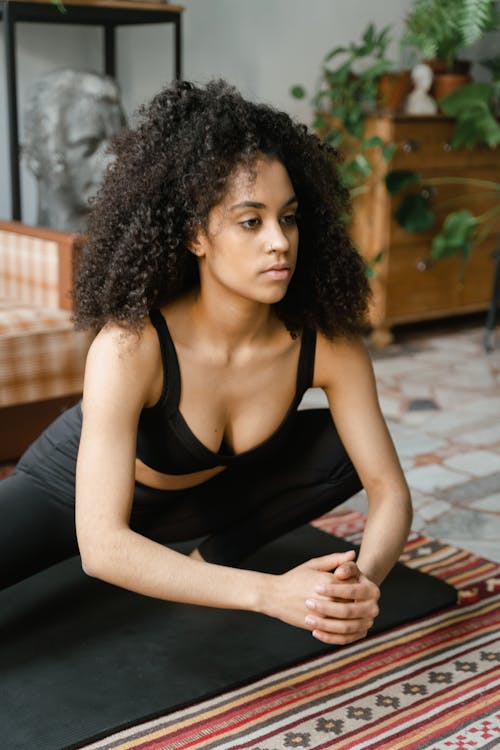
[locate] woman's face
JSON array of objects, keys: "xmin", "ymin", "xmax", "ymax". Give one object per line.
[{"xmin": 192, "ymin": 157, "xmax": 299, "ymax": 306}]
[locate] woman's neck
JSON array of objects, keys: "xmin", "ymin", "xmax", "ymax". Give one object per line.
[{"xmin": 175, "ymin": 290, "xmax": 279, "ymax": 361}]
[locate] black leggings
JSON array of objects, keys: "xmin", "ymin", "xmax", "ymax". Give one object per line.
[{"xmin": 0, "ymin": 408, "xmax": 362, "ymax": 591}]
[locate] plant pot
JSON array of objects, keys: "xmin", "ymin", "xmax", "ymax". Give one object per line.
[
  {"xmin": 433, "ymin": 72, "xmax": 472, "ymax": 105},
  {"xmin": 424, "ymin": 59, "xmax": 472, "ymax": 98},
  {"xmin": 377, "ymin": 71, "xmax": 413, "ymax": 112},
  {"xmin": 424, "ymin": 58, "xmax": 471, "ymax": 75}
]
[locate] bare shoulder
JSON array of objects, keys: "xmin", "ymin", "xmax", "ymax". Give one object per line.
[
  {"xmin": 87, "ymin": 319, "xmax": 157, "ymax": 365},
  {"xmin": 83, "ymin": 318, "xmax": 161, "ymax": 412},
  {"xmin": 313, "ymin": 332, "xmax": 374, "ymax": 392}
]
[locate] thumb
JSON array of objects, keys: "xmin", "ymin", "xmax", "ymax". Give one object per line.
[{"xmin": 309, "ymin": 550, "xmax": 356, "ymax": 572}]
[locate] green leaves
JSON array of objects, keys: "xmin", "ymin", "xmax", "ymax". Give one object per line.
[
  {"xmin": 290, "ymin": 85, "xmax": 306, "ymax": 100},
  {"xmin": 385, "ymin": 170, "xmax": 420, "ymax": 194},
  {"xmin": 438, "ymin": 83, "xmax": 500, "ymax": 148},
  {"xmin": 459, "ymin": 0, "xmax": 498, "ymax": 46},
  {"xmin": 431, "ymin": 210, "xmax": 478, "ymax": 261},
  {"xmin": 396, "ymin": 194, "xmax": 436, "ymax": 232},
  {"xmin": 437, "ymin": 82, "xmax": 493, "ymax": 115},
  {"xmin": 402, "ymin": 0, "xmax": 498, "ymax": 69},
  {"xmin": 365, "ymin": 250, "xmax": 385, "ymax": 279}
]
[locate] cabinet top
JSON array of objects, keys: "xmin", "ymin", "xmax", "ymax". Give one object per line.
[
  {"xmin": 368, "ymin": 113, "xmax": 455, "ymax": 123},
  {"xmin": 6, "ymin": 0, "xmax": 184, "ymax": 11}
]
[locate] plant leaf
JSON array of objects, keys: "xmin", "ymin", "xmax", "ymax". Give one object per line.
[
  {"xmin": 290, "ymin": 85, "xmax": 306, "ymax": 100},
  {"xmin": 395, "ymin": 194, "xmax": 435, "ymax": 232},
  {"xmin": 450, "ymin": 106, "xmax": 500, "ymax": 148},
  {"xmin": 350, "ymin": 154, "xmax": 372, "ymax": 178},
  {"xmin": 438, "ymin": 82, "xmax": 494, "ymax": 116},
  {"xmin": 363, "ymin": 136, "xmax": 385, "ymax": 149},
  {"xmin": 385, "ymin": 170, "xmax": 420, "ymax": 194},
  {"xmin": 460, "ymin": 0, "xmax": 498, "ymax": 46},
  {"xmin": 324, "ymin": 45, "xmax": 349, "ymax": 62},
  {"xmin": 382, "ymin": 144, "xmax": 396, "ymax": 162},
  {"xmin": 431, "ymin": 210, "xmax": 478, "ymax": 260},
  {"xmin": 312, "ymin": 115, "xmax": 329, "ymax": 130}
]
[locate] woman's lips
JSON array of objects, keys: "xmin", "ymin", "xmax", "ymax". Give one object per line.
[{"xmin": 261, "ymin": 264, "xmax": 291, "ymax": 280}]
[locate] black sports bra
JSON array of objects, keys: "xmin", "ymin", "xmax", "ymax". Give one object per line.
[{"xmin": 136, "ymin": 309, "xmax": 317, "ymax": 475}]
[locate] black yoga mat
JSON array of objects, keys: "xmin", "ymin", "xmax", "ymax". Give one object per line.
[{"xmin": 0, "ymin": 525, "xmax": 457, "ymax": 750}]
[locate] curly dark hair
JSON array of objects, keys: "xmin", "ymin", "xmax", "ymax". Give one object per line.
[{"xmin": 74, "ymin": 78, "xmax": 370, "ymax": 338}]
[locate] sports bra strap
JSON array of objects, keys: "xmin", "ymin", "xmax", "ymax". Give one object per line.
[
  {"xmin": 296, "ymin": 327, "xmax": 317, "ymax": 396},
  {"xmin": 149, "ymin": 308, "xmax": 181, "ymax": 416},
  {"xmin": 149, "ymin": 309, "xmax": 317, "ymax": 413}
]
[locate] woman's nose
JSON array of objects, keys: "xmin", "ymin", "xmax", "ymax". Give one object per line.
[{"xmin": 265, "ymin": 225, "xmax": 290, "ymax": 254}]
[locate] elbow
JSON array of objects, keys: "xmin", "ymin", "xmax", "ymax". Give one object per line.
[
  {"xmin": 78, "ymin": 539, "xmax": 112, "ymax": 580},
  {"xmin": 80, "ymin": 551, "xmax": 105, "ymax": 580},
  {"xmin": 81, "ymin": 556, "xmax": 97, "ymax": 579},
  {"xmin": 78, "ymin": 527, "xmax": 129, "ymax": 581}
]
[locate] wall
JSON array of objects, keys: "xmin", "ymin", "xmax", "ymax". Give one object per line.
[{"xmin": 0, "ymin": 0, "xmax": 495, "ymax": 223}]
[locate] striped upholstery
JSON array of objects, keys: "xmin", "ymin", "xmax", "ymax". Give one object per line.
[
  {"xmin": 0, "ymin": 223, "xmax": 92, "ymax": 408},
  {"xmin": 0, "ymin": 230, "xmax": 60, "ymax": 308}
]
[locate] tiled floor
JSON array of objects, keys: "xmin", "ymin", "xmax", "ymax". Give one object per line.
[{"xmin": 302, "ymin": 316, "xmax": 500, "ymax": 564}]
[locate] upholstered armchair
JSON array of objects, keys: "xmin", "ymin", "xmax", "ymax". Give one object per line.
[{"xmin": 0, "ymin": 221, "xmax": 92, "ymax": 460}]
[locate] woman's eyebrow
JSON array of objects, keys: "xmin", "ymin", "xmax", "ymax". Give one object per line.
[{"xmin": 230, "ymin": 196, "xmax": 298, "ymax": 211}]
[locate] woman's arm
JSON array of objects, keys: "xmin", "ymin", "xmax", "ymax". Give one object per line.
[
  {"xmin": 75, "ymin": 324, "xmax": 370, "ymax": 641},
  {"xmin": 315, "ymin": 334, "xmax": 413, "ymax": 586},
  {"xmin": 299, "ymin": 335, "xmax": 412, "ymax": 644}
]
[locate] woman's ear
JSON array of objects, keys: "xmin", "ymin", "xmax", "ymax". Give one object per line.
[{"xmin": 189, "ymin": 230, "xmax": 207, "ymax": 258}]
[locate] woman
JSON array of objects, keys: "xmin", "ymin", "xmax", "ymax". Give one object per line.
[{"xmin": 0, "ymin": 80, "xmax": 412, "ymax": 645}]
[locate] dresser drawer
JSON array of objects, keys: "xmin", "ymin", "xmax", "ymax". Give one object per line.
[
  {"xmin": 389, "ymin": 165, "xmax": 500, "ymax": 246},
  {"xmin": 389, "ymin": 119, "xmax": 494, "ymax": 171},
  {"xmin": 384, "ymin": 243, "xmax": 461, "ymax": 318}
]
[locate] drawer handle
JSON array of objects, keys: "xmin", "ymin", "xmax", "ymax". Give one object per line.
[
  {"xmin": 402, "ymin": 139, "xmax": 420, "ymax": 153},
  {"xmin": 416, "ymin": 258, "xmax": 433, "ymax": 272},
  {"xmin": 442, "ymin": 142, "xmax": 453, "ymax": 152},
  {"xmin": 421, "ymin": 185, "xmax": 438, "ymax": 199}
]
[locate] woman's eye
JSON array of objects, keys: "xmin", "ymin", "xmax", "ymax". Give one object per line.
[
  {"xmin": 240, "ymin": 217, "xmax": 261, "ymax": 229},
  {"xmin": 281, "ymin": 213, "xmax": 297, "ymax": 226}
]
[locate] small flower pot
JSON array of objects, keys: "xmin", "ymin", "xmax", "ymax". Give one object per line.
[{"xmin": 377, "ymin": 71, "xmax": 413, "ymax": 112}]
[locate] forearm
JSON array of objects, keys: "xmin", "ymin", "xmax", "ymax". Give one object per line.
[
  {"xmin": 356, "ymin": 489, "xmax": 413, "ymax": 586},
  {"xmin": 82, "ymin": 528, "xmax": 270, "ymax": 614}
]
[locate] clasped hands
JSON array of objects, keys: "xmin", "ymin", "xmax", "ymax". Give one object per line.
[{"xmin": 273, "ymin": 550, "xmax": 380, "ymax": 646}]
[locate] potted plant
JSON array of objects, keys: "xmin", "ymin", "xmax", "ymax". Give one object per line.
[
  {"xmin": 291, "ymin": 24, "xmax": 400, "ymax": 196},
  {"xmin": 402, "ymin": 0, "xmax": 499, "ymax": 99}
]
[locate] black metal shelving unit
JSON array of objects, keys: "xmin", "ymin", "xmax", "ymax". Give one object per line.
[{"xmin": 1, "ymin": 0, "xmax": 183, "ymax": 220}]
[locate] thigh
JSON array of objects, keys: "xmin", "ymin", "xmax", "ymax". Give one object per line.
[
  {"xmin": 0, "ymin": 470, "xmax": 79, "ymax": 590},
  {"xmin": 217, "ymin": 408, "xmax": 358, "ymax": 505},
  {"xmin": 182, "ymin": 409, "xmax": 361, "ymax": 563}
]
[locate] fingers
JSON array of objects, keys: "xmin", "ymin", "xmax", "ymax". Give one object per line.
[
  {"xmin": 305, "ymin": 595, "xmax": 379, "ymax": 621},
  {"xmin": 314, "ymin": 577, "xmax": 380, "ymax": 603},
  {"xmin": 310, "ymin": 627, "xmax": 371, "ymax": 646},
  {"xmin": 304, "ymin": 608, "xmax": 374, "ymax": 643},
  {"xmin": 333, "ymin": 561, "xmax": 360, "ymax": 581},
  {"xmin": 303, "ymin": 580, "xmax": 380, "ymax": 645},
  {"xmin": 304, "ymin": 606, "xmax": 376, "ymax": 645},
  {"xmin": 308, "ymin": 550, "xmax": 356, "ymax": 572}
]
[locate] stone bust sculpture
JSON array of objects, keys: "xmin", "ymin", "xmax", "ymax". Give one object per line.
[
  {"xmin": 23, "ymin": 70, "xmax": 126, "ymax": 233},
  {"xmin": 405, "ymin": 63, "xmax": 438, "ymax": 116}
]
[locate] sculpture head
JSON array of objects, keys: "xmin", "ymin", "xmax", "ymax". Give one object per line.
[
  {"xmin": 23, "ymin": 69, "xmax": 126, "ymax": 232},
  {"xmin": 411, "ymin": 63, "xmax": 433, "ymax": 93}
]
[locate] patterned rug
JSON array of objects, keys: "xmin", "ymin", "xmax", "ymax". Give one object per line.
[{"xmin": 79, "ymin": 510, "xmax": 500, "ymax": 750}]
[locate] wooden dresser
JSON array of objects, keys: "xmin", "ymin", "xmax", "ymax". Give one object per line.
[{"xmin": 350, "ymin": 114, "xmax": 500, "ymax": 345}]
